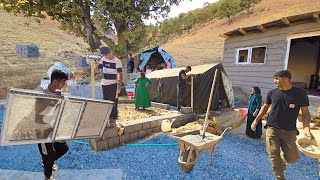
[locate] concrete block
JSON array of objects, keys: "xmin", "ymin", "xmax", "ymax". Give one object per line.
[
  {"xmin": 181, "ymin": 107, "xmax": 193, "ymax": 114},
  {"xmin": 89, "ymin": 139, "xmax": 97, "ymax": 151},
  {"xmin": 151, "ymin": 102, "xmax": 170, "ymax": 110},
  {"xmin": 108, "ymin": 138, "xmax": 114, "ymax": 148},
  {"xmin": 118, "ymin": 99, "xmax": 135, "ymax": 104},
  {"xmin": 150, "ymin": 119, "xmax": 161, "ymax": 128},
  {"xmin": 124, "ymin": 123, "xmax": 143, "ymax": 134},
  {"xmin": 109, "ymin": 137, "xmax": 120, "ymax": 148},
  {"xmin": 120, "ymin": 134, "xmax": 130, "ymax": 144},
  {"xmin": 129, "ymin": 132, "xmax": 139, "ymax": 141},
  {"xmin": 146, "ymin": 128, "xmax": 153, "ymax": 134},
  {"xmin": 142, "ymin": 121, "xmax": 151, "ymax": 130},
  {"xmin": 138, "ymin": 130, "xmax": 149, "ymax": 139},
  {"xmin": 102, "ymin": 127, "xmax": 119, "ymax": 139},
  {"xmin": 152, "ymin": 127, "xmax": 161, "ymax": 132},
  {"xmin": 90, "ymin": 139, "xmax": 107, "ymax": 152}
]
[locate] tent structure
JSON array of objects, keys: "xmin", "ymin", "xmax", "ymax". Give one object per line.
[
  {"xmin": 138, "ymin": 46, "xmax": 176, "ymax": 71},
  {"xmin": 146, "ymin": 63, "xmax": 234, "ymax": 114}
]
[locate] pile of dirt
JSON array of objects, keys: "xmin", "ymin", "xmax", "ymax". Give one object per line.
[
  {"xmin": 171, "ymin": 120, "xmax": 203, "ymax": 134},
  {"xmin": 117, "ymin": 104, "xmax": 174, "ymax": 122},
  {"xmin": 171, "ymin": 118, "xmax": 224, "ymax": 136}
]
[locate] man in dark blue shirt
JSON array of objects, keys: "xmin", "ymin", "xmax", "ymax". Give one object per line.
[
  {"xmin": 177, "ymin": 66, "xmax": 191, "ymax": 112},
  {"xmin": 127, "ymin": 53, "xmax": 135, "ymax": 73},
  {"xmin": 251, "ymin": 70, "xmax": 314, "ymax": 180}
]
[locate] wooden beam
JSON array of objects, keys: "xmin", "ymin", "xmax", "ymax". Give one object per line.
[
  {"xmin": 238, "ymin": 28, "xmax": 247, "ymax": 35},
  {"xmin": 257, "ymin": 25, "xmax": 268, "ymax": 32},
  {"xmin": 313, "ymin": 13, "xmax": 319, "ymax": 22},
  {"xmin": 281, "ymin": 17, "xmax": 290, "ymax": 26},
  {"xmin": 219, "ymin": 34, "xmax": 230, "ymax": 38}
]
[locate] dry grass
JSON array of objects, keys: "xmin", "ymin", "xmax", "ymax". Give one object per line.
[
  {"xmin": 163, "ymin": 0, "xmax": 320, "ymax": 67},
  {"xmin": 0, "ymin": 8, "xmax": 89, "ymax": 99},
  {"xmin": 1, "ymin": 0, "xmax": 320, "ymax": 99}
]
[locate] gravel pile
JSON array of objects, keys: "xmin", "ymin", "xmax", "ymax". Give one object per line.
[{"xmin": 0, "ymin": 108, "xmax": 318, "ymax": 179}]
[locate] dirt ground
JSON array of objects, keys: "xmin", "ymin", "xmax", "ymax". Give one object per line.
[
  {"xmin": 1, "ymin": 0, "xmax": 320, "ymax": 100},
  {"xmin": 163, "ymin": 0, "xmax": 320, "ymax": 67},
  {"xmin": 117, "ymin": 104, "xmax": 174, "ymax": 122},
  {"xmin": 0, "ymin": 8, "xmax": 89, "ymax": 99}
]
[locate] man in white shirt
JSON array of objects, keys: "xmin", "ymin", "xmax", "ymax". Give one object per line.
[{"xmin": 98, "ymin": 46, "xmax": 123, "ymax": 126}]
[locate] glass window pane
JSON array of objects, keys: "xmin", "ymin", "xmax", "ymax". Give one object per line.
[
  {"xmin": 75, "ymin": 102, "xmax": 111, "ymax": 137},
  {"xmin": 6, "ymin": 94, "xmax": 60, "ymax": 141},
  {"xmin": 251, "ymin": 47, "xmax": 266, "ymax": 63},
  {"xmin": 238, "ymin": 49, "xmax": 249, "ymax": 63},
  {"xmin": 55, "ymin": 100, "xmax": 83, "ymax": 140}
]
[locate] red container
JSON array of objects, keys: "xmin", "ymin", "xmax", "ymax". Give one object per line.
[
  {"xmin": 239, "ymin": 108, "xmax": 248, "ymax": 116},
  {"xmin": 127, "ymin": 92, "xmax": 135, "ymax": 97}
]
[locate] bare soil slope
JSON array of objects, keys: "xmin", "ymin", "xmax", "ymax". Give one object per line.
[
  {"xmin": 1, "ymin": 0, "xmax": 320, "ymax": 99},
  {"xmin": 163, "ymin": 0, "xmax": 320, "ymax": 67},
  {"xmin": 0, "ymin": 8, "xmax": 89, "ymax": 99}
]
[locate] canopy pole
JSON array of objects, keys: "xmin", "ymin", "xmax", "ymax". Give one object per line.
[
  {"xmin": 191, "ymin": 75, "xmax": 194, "ymax": 112},
  {"xmin": 201, "ymin": 69, "xmax": 218, "ymax": 139},
  {"xmin": 90, "ymin": 59, "xmax": 96, "ymax": 99}
]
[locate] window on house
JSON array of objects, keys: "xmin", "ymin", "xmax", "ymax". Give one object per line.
[
  {"xmin": 238, "ymin": 49, "xmax": 249, "ymax": 63},
  {"xmin": 236, "ymin": 46, "xmax": 267, "ymax": 64},
  {"xmin": 251, "ymin": 47, "xmax": 266, "ymax": 63}
]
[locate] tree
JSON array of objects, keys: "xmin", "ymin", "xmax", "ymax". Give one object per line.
[
  {"xmin": 1, "ymin": 0, "xmax": 102, "ymax": 50},
  {"xmin": 1, "ymin": 0, "xmax": 184, "ymax": 57},
  {"xmin": 217, "ymin": 0, "xmax": 241, "ymax": 24},
  {"xmin": 239, "ymin": 0, "xmax": 262, "ymax": 14}
]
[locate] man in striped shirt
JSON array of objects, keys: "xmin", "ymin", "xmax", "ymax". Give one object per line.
[{"xmin": 98, "ymin": 46, "xmax": 123, "ymax": 126}]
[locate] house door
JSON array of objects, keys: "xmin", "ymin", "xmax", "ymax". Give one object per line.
[{"xmin": 287, "ymin": 35, "xmax": 320, "ymax": 90}]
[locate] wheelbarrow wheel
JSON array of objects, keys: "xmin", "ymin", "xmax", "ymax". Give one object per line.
[{"xmin": 179, "ymin": 147, "xmax": 196, "ymax": 173}]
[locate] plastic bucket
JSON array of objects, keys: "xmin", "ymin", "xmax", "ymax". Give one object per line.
[{"xmin": 239, "ymin": 108, "xmax": 248, "ymax": 116}]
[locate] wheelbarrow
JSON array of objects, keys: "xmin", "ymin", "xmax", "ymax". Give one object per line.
[{"xmin": 170, "ymin": 127, "xmax": 232, "ymax": 173}]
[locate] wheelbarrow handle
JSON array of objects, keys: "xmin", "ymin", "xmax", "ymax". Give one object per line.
[{"xmin": 220, "ymin": 127, "xmax": 232, "ymax": 137}]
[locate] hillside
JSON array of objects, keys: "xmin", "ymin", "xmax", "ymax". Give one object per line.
[
  {"xmin": 163, "ymin": 0, "xmax": 320, "ymax": 67},
  {"xmin": 1, "ymin": 0, "xmax": 320, "ymax": 99},
  {"xmin": 0, "ymin": 8, "xmax": 89, "ymax": 99}
]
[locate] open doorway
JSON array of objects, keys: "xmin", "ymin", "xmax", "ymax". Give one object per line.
[{"xmin": 287, "ymin": 35, "xmax": 320, "ymax": 96}]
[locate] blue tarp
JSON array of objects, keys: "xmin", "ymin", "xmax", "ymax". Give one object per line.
[{"xmin": 139, "ymin": 47, "xmax": 176, "ymax": 70}]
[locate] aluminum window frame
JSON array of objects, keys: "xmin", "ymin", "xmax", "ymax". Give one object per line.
[
  {"xmin": 235, "ymin": 45, "xmax": 267, "ymax": 64},
  {"xmin": 0, "ymin": 88, "xmax": 114, "ymax": 146}
]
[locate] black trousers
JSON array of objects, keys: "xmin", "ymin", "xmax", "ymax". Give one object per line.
[
  {"xmin": 177, "ymin": 85, "xmax": 185, "ymax": 111},
  {"xmin": 102, "ymin": 84, "xmax": 118, "ymax": 119},
  {"xmin": 38, "ymin": 142, "xmax": 69, "ymax": 177}
]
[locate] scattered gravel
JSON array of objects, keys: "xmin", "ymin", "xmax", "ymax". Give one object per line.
[{"xmin": 0, "ymin": 108, "xmax": 318, "ymax": 179}]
